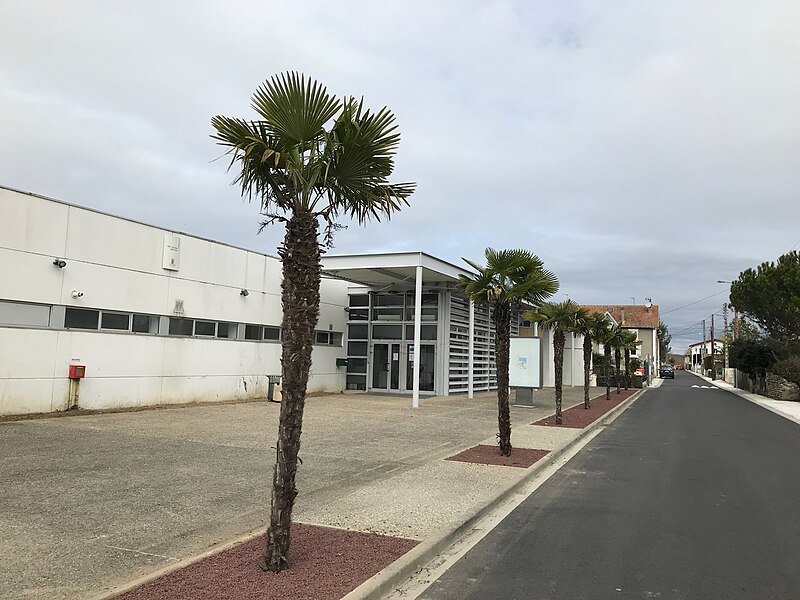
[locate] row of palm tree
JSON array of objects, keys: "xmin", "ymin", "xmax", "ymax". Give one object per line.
[{"xmin": 214, "ymin": 72, "xmax": 640, "ymax": 572}]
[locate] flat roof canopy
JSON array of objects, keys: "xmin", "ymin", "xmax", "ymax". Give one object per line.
[{"xmin": 322, "ymin": 251, "xmax": 473, "ymax": 291}]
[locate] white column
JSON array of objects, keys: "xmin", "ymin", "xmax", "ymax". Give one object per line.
[
  {"xmin": 412, "ymin": 265, "xmax": 423, "ymax": 408},
  {"xmin": 468, "ymin": 300, "xmax": 475, "ymax": 399}
]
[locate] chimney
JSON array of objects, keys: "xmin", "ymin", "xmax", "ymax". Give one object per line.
[{"xmin": 621, "ymin": 308, "xmax": 626, "ymax": 325}]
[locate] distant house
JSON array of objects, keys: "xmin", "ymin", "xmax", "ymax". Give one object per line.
[
  {"xmin": 581, "ymin": 304, "xmax": 661, "ymax": 371},
  {"xmin": 687, "ymin": 339, "xmax": 725, "ymax": 370}
]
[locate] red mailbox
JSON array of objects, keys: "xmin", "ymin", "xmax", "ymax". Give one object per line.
[{"xmin": 68, "ymin": 365, "xmax": 86, "ymax": 379}]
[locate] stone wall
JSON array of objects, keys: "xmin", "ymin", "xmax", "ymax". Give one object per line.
[{"xmin": 765, "ymin": 373, "xmax": 800, "ymax": 401}]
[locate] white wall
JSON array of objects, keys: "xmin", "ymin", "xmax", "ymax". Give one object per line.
[{"xmin": 0, "ymin": 187, "xmax": 349, "ymax": 415}]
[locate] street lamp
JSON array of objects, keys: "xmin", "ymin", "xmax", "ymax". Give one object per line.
[{"xmin": 717, "ymin": 280, "xmax": 732, "ymax": 284}]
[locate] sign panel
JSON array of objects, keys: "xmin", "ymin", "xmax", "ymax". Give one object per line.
[
  {"xmin": 509, "ymin": 337, "xmax": 543, "ymax": 389},
  {"xmin": 162, "ymin": 234, "xmax": 181, "ymax": 271}
]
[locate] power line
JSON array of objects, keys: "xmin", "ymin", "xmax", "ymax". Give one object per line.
[{"xmin": 661, "ymin": 289, "xmax": 728, "ymax": 316}]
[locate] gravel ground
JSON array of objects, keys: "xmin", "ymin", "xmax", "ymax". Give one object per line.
[
  {"xmin": 117, "ymin": 524, "xmax": 417, "ymax": 600},
  {"xmin": 445, "ymin": 445, "xmax": 550, "ymax": 468}
]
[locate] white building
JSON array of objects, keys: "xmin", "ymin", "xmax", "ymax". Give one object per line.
[
  {"xmin": 0, "ymin": 186, "xmax": 350, "ymax": 415},
  {"xmin": 1, "ymin": 185, "xmax": 594, "ymax": 417},
  {"xmin": 688, "ymin": 339, "xmax": 725, "ymax": 370}
]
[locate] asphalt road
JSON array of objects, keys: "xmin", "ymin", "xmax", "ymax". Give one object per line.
[{"xmin": 420, "ymin": 372, "xmax": 800, "ymax": 600}]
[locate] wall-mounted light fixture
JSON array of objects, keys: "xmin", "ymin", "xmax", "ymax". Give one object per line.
[
  {"xmin": 71, "ymin": 290, "xmax": 84, "ymax": 299},
  {"xmin": 240, "ymin": 289, "xmax": 249, "ymax": 297},
  {"xmin": 53, "ymin": 258, "xmax": 67, "ymax": 268}
]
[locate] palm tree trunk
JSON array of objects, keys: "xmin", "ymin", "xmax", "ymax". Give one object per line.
[
  {"xmin": 494, "ymin": 303, "xmax": 512, "ymax": 456},
  {"xmin": 624, "ymin": 349, "xmax": 631, "ymax": 390},
  {"xmin": 604, "ymin": 343, "xmax": 611, "ymax": 400},
  {"xmin": 554, "ymin": 329, "xmax": 565, "ymax": 424},
  {"xmin": 615, "ymin": 348, "xmax": 622, "ymax": 394},
  {"xmin": 261, "ymin": 212, "xmax": 320, "ymax": 573},
  {"xmin": 583, "ymin": 335, "xmax": 592, "ymax": 409}
]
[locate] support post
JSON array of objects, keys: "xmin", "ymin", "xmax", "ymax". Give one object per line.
[
  {"xmin": 710, "ymin": 314, "xmax": 716, "ymax": 380},
  {"xmin": 412, "ymin": 265, "xmax": 423, "ymax": 408},
  {"xmin": 468, "ymin": 300, "xmax": 475, "ymax": 399}
]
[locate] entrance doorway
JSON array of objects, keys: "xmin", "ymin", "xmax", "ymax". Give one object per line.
[
  {"xmin": 406, "ymin": 344, "xmax": 435, "ymax": 392},
  {"xmin": 372, "ymin": 343, "xmax": 401, "ymax": 391}
]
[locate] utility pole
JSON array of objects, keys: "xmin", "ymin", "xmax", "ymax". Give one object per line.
[
  {"xmin": 734, "ymin": 308, "xmax": 739, "ymax": 340},
  {"xmin": 723, "ymin": 303, "xmax": 729, "ymax": 369},
  {"xmin": 710, "ymin": 314, "xmax": 716, "ymax": 380},
  {"xmin": 702, "ymin": 319, "xmax": 707, "ymax": 373}
]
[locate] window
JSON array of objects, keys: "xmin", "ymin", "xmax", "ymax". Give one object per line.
[
  {"xmin": 405, "ymin": 324, "xmax": 437, "ymax": 340},
  {"xmin": 347, "ymin": 308, "xmax": 369, "ymax": 321},
  {"xmin": 132, "ymin": 314, "xmax": 158, "ymax": 334},
  {"xmin": 348, "ymin": 341, "xmax": 368, "ymax": 356},
  {"xmin": 263, "ymin": 326, "xmax": 281, "ymax": 341},
  {"xmin": 348, "ymin": 295, "xmax": 369, "ymax": 307},
  {"xmin": 346, "ymin": 358, "xmax": 367, "ymax": 373},
  {"xmin": 217, "ymin": 322, "xmax": 236, "ymax": 339},
  {"xmin": 346, "ymin": 375, "xmax": 367, "ymax": 390},
  {"xmin": 0, "ymin": 300, "xmax": 51, "ymax": 327},
  {"xmin": 372, "ymin": 324, "xmax": 403, "ymax": 339},
  {"xmin": 65, "ymin": 307, "xmax": 100, "ymax": 330},
  {"xmin": 194, "ymin": 320, "xmax": 216, "ymax": 336},
  {"xmin": 244, "ymin": 324, "xmax": 262, "ymax": 340},
  {"xmin": 314, "ymin": 330, "xmax": 343, "ymax": 346},
  {"xmin": 348, "ymin": 324, "xmax": 368, "ymax": 340},
  {"xmin": 101, "ymin": 312, "xmax": 130, "ymax": 331},
  {"xmin": 169, "ymin": 318, "xmax": 194, "ymax": 336}
]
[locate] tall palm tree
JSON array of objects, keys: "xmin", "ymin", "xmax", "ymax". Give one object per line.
[
  {"xmin": 621, "ymin": 330, "xmax": 641, "ymax": 390},
  {"xmin": 525, "ymin": 300, "xmax": 581, "ymax": 424},
  {"xmin": 458, "ymin": 248, "xmax": 558, "ymax": 455},
  {"xmin": 610, "ymin": 325, "xmax": 626, "ymax": 395},
  {"xmin": 211, "ymin": 72, "xmax": 415, "ymax": 573},
  {"xmin": 578, "ymin": 312, "xmax": 612, "ymax": 409}
]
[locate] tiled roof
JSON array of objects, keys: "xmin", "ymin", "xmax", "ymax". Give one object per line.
[{"xmin": 581, "ymin": 304, "xmax": 660, "ymax": 329}]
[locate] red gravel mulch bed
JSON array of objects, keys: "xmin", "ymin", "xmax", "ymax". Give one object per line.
[
  {"xmin": 118, "ymin": 524, "xmax": 418, "ymax": 600},
  {"xmin": 531, "ymin": 389, "xmax": 636, "ymax": 429},
  {"xmin": 445, "ymin": 444, "xmax": 550, "ymax": 468}
]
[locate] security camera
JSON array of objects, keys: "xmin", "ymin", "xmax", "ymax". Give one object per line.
[
  {"xmin": 240, "ymin": 289, "xmax": 249, "ymax": 297},
  {"xmin": 53, "ymin": 258, "xmax": 67, "ymax": 268},
  {"xmin": 71, "ymin": 290, "xmax": 84, "ymax": 299}
]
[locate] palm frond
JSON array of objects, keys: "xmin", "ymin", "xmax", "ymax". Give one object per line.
[{"xmin": 251, "ymin": 72, "xmax": 341, "ymax": 146}]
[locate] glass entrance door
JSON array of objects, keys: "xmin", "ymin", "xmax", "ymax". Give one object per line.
[
  {"xmin": 372, "ymin": 343, "xmax": 401, "ymax": 391},
  {"xmin": 406, "ymin": 345, "xmax": 435, "ymax": 392}
]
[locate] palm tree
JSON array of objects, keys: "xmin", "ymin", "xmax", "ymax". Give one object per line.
[
  {"xmin": 211, "ymin": 72, "xmax": 415, "ymax": 573},
  {"xmin": 610, "ymin": 325, "xmax": 626, "ymax": 395},
  {"xmin": 457, "ymin": 248, "xmax": 558, "ymax": 455},
  {"xmin": 621, "ymin": 330, "xmax": 641, "ymax": 390},
  {"xmin": 525, "ymin": 300, "xmax": 581, "ymax": 424},
  {"xmin": 578, "ymin": 312, "xmax": 612, "ymax": 409}
]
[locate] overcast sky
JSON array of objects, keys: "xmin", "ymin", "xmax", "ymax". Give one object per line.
[{"xmin": 1, "ymin": 1, "xmax": 798, "ymax": 352}]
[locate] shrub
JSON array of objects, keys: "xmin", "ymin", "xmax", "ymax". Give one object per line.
[{"xmin": 770, "ymin": 355, "xmax": 800, "ymax": 386}]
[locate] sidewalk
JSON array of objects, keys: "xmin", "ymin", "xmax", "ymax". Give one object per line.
[
  {"xmin": 690, "ymin": 371, "xmax": 800, "ymax": 425},
  {"xmin": 0, "ymin": 385, "xmax": 643, "ymax": 600}
]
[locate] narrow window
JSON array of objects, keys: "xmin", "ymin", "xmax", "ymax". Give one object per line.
[
  {"xmin": 169, "ymin": 318, "xmax": 194, "ymax": 336},
  {"xmin": 64, "ymin": 307, "xmax": 100, "ymax": 330},
  {"xmin": 101, "ymin": 312, "xmax": 130, "ymax": 331}
]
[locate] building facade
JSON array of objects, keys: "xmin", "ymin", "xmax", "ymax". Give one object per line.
[{"xmin": 0, "ymin": 186, "xmax": 350, "ymax": 415}]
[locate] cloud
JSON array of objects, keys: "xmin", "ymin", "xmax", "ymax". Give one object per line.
[{"xmin": 1, "ymin": 0, "xmax": 798, "ymax": 352}]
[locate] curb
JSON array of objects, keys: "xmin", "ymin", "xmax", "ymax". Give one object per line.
[
  {"xmin": 341, "ymin": 387, "xmax": 647, "ymax": 600},
  {"xmin": 689, "ymin": 371, "xmax": 800, "ymax": 426},
  {"xmin": 92, "ymin": 527, "xmax": 266, "ymax": 600}
]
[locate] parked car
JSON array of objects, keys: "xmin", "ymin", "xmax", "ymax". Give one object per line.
[
  {"xmin": 674, "ymin": 364, "xmax": 684, "ymax": 370},
  {"xmin": 659, "ymin": 364, "xmax": 675, "ymax": 378}
]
